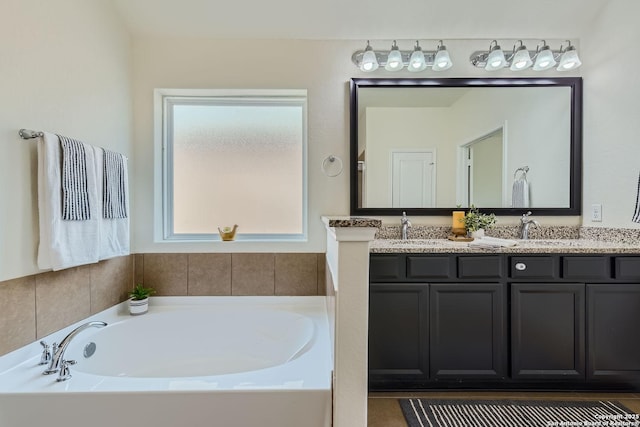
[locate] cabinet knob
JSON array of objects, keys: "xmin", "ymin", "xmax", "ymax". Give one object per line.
[{"xmin": 515, "ymin": 262, "xmax": 527, "ymax": 271}]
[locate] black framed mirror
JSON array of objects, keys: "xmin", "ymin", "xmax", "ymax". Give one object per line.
[{"xmin": 350, "ymin": 77, "xmax": 582, "ymax": 216}]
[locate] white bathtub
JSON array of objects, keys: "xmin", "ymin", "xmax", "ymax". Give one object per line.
[{"xmin": 0, "ymin": 296, "xmax": 332, "ymax": 427}]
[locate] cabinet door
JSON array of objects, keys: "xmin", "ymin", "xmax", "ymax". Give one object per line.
[
  {"xmin": 429, "ymin": 283, "xmax": 506, "ymax": 380},
  {"xmin": 369, "ymin": 284, "xmax": 429, "ymax": 388},
  {"xmin": 511, "ymin": 283, "xmax": 585, "ymax": 380},
  {"xmin": 587, "ymin": 284, "xmax": 640, "ymax": 382}
]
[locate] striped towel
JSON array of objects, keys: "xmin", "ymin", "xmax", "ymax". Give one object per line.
[
  {"xmin": 102, "ymin": 148, "xmax": 128, "ymax": 219},
  {"xmin": 633, "ymin": 171, "xmax": 640, "ymax": 223},
  {"xmin": 59, "ymin": 135, "xmax": 91, "ymax": 220}
]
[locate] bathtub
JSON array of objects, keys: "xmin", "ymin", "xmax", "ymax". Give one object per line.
[{"xmin": 0, "ymin": 296, "xmax": 332, "ymax": 427}]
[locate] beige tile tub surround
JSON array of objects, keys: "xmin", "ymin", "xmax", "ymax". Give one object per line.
[
  {"xmin": 188, "ymin": 253, "xmax": 232, "ymax": 296},
  {"xmin": 135, "ymin": 253, "xmax": 326, "ymax": 297},
  {"xmin": 0, "ymin": 276, "xmax": 36, "ymax": 355},
  {"xmin": 275, "ymin": 253, "xmax": 318, "ymax": 296},
  {"xmin": 232, "ymin": 253, "xmax": 276, "ymax": 295},
  {"xmin": 0, "ymin": 253, "xmax": 324, "ymax": 357},
  {"xmin": 0, "ymin": 255, "xmax": 134, "ymax": 356}
]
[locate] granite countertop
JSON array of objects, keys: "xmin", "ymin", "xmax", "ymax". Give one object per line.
[
  {"xmin": 322, "ymin": 216, "xmax": 382, "ymax": 228},
  {"xmin": 370, "ymin": 238, "xmax": 640, "ymax": 254}
]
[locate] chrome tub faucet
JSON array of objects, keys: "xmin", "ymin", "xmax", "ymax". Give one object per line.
[
  {"xmin": 401, "ymin": 211, "xmax": 412, "ymax": 240},
  {"xmin": 42, "ymin": 321, "xmax": 107, "ymax": 381},
  {"xmin": 520, "ymin": 211, "xmax": 540, "ymax": 240}
]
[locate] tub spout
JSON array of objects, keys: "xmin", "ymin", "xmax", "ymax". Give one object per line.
[{"xmin": 43, "ymin": 321, "xmax": 107, "ymax": 375}]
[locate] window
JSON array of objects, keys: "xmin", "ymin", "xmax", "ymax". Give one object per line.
[{"xmin": 157, "ymin": 89, "xmax": 307, "ymax": 241}]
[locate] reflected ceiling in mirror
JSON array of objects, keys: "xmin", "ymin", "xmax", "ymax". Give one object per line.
[{"xmin": 350, "ymin": 77, "xmax": 582, "ymax": 216}]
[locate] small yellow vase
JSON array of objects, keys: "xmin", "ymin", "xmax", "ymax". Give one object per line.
[{"xmin": 218, "ymin": 224, "xmax": 238, "ymax": 241}]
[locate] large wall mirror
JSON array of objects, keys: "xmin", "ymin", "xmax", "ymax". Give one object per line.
[{"xmin": 350, "ymin": 77, "xmax": 582, "ymax": 216}]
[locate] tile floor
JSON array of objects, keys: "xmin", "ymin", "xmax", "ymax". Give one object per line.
[{"xmin": 368, "ymin": 392, "xmax": 640, "ymax": 426}]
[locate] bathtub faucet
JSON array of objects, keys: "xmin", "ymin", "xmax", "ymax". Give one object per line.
[{"xmin": 43, "ymin": 321, "xmax": 107, "ymax": 380}]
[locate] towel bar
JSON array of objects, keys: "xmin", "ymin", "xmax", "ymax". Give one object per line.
[{"xmin": 19, "ymin": 129, "xmax": 44, "ymax": 139}]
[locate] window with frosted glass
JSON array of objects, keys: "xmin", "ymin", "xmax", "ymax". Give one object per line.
[{"xmin": 162, "ymin": 93, "xmax": 307, "ymax": 241}]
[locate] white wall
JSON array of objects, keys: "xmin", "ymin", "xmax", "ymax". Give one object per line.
[
  {"xmin": 0, "ymin": 0, "xmax": 132, "ymax": 281},
  {"xmin": 4, "ymin": 4, "xmax": 637, "ymax": 278},
  {"xmin": 129, "ymin": 37, "xmax": 589, "ymax": 253},
  {"xmin": 582, "ymin": 0, "xmax": 640, "ymax": 229}
]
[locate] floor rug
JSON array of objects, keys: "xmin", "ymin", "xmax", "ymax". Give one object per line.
[{"xmin": 399, "ymin": 399, "xmax": 638, "ymax": 427}]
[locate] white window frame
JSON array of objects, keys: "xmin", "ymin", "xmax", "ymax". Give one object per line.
[{"xmin": 154, "ymin": 88, "xmax": 308, "ymax": 242}]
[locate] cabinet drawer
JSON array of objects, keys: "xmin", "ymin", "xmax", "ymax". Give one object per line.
[
  {"xmin": 407, "ymin": 256, "xmax": 454, "ymax": 280},
  {"xmin": 614, "ymin": 257, "xmax": 640, "ymax": 281},
  {"xmin": 509, "ymin": 256, "xmax": 558, "ymax": 279},
  {"xmin": 370, "ymin": 254, "xmax": 405, "ymax": 282},
  {"xmin": 562, "ymin": 256, "xmax": 611, "ymax": 280},
  {"xmin": 458, "ymin": 256, "xmax": 503, "ymax": 279}
]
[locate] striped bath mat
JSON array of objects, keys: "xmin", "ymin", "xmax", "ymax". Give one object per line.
[{"xmin": 399, "ymin": 399, "xmax": 638, "ymax": 427}]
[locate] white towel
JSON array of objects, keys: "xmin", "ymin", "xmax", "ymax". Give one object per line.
[
  {"xmin": 512, "ymin": 178, "xmax": 529, "ymax": 208},
  {"xmin": 469, "ymin": 236, "xmax": 519, "ymax": 249},
  {"xmin": 94, "ymin": 147, "xmax": 130, "ymax": 260},
  {"xmin": 37, "ymin": 133, "xmax": 100, "ymax": 270}
]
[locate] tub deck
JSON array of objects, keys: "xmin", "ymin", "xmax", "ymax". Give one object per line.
[{"xmin": 0, "ymin": 296, "xmax": 332, "ymax": 427}]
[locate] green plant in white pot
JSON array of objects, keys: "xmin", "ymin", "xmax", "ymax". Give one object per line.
[
  {"xmin": 462, "ymin": 206, "xmax": 497, "ymax": 238},
  {"xmin": 128, "ymin": 283, "xmax": 155, "ymax": 315}
]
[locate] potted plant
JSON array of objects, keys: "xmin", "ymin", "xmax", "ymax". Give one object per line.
[
  {"xmin": 462, "ymin": 206, "xmax": 497, "ymax": 238},
  {"xmin": 128, "ymin": 283, "xmax": 155, "ymax": 315}
]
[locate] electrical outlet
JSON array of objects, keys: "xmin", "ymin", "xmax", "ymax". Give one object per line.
[{"xmin": 591, "ymin": 204, "xmax": 602, "ymax": 222}]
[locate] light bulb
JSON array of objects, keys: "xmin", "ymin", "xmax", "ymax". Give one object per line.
[
  {"xmin": 408, "ymin": 44, "xmax": 427, "ymax": 72},
  {"xmin": 484, "ymin": 46, "xmax": 507, "ymax": 71},
  {"xmin": 385, "ymin": 41, "xmax": 404, "ymax": 71},
  {"xmin": 360, "ymin": 42, "xmax": 379, "ymax": 72},
  {"xmin": 533, "ymin": 43, "xmax": 556, "ymax": 71},
  {"xmin": 557, "ymin": 46, "xmax": 581, "ymax": 71},
  {"xmin": 509, "ymin": 43, "xmax": 532, "ymax": 71},
  {"xmin": 485, "ymin": 42, "xmax": 506, "ymax": 71},
  {"xmin": 432, "ymin": 42, "xmax": 452, "ymax": 71}
]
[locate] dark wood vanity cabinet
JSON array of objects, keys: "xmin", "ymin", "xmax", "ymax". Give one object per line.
[
  {"xmin": 429, "ymin": 283, "xmax": 506, "ymax": 381},
  {"xmin": 587, "ymin": 283, "xmax": 640, "ymax": 383},
  {"xmin": 369, "ymin": 283, "xmax": 429, "ymax": 386},
  {"xmin": 369, "ymin": 253, "xmax": 640, "ymax": 391},
  {"xmin": 511, "ymin": 283, "xmax": 585, "ymax": 380}
]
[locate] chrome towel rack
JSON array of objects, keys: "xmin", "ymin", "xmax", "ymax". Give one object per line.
[
  {"xmin": 19, "ymin": 129, "xmax": 44, "ymax": 139},
  {"xmin": 514, "ymin": 166, "xmax": 529, "ymax": 180}
]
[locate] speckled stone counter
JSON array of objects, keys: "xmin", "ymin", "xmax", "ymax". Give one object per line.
[
  {"xmin": 370, "ymin": 238, "xmax": 640, "ymax": 254},
  {"xmin": 322, "ymin": 216, "xmax": 382, "ymax": 228}
]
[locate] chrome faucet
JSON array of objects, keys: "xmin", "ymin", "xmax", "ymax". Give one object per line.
[
  {"xmin": 401, "ymin": 211, "xmax": 412, "ymax": 240},
  {"xmin": 520, "ymin": 211, "xmax": 540, "ymax": 240},
  {"xmin": 43, "ymin": 321, "xmax": 107, "ymax": 381}
]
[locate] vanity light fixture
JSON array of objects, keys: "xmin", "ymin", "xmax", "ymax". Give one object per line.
[
  {"xmin": 557, "ymin": 40, "xmax": 582, "ymax": 71},
  {"xmin": 385, "ymin": 41, "xmax": 404, "ymax": 71},
  {"xmin": 485, "ymin": 40, "xmax": 507, "ymax": 71},
  {"xmin": 352, "ymin": 40, "xmax": 454, "ymax": 72},
  {"xmin": 432, "ymin": 40, "xmax": 453, "ymax": 71},
  {"xmin": 408, "ymin": 41, "xmax": 427, "ymax": 72},
  {"xmin": 359, "ymin": 40, "xmax": 379, "ymax": 72},
  {"xmin": 532, "ymin": 40, "xmax": 556, "ymax": 70},
  {"xmin": 510, "ymin": 40, "xmax": 533, "ymax": 71},
  {"xmin": 470, "ymin": 39, "xmax": 582, "ymax": 72}
]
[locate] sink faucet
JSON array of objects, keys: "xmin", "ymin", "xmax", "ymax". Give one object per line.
[
  {"xmin": 43, "ymin": 321, "xmax": 107, "ymax": 380},
  {"xmin": 401, "ymin": 211, "xmax": 412, "ymax": 240},
  {"xmin": 520, "ymin": 211, "xmax": 540, "ymax": 240}
]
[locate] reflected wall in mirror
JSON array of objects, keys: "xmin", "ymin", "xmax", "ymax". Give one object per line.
[{"xmin": 350, "ymin": 77, "xmax": 582, "ymax": 216}]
